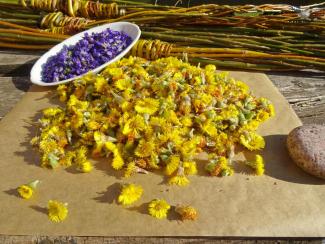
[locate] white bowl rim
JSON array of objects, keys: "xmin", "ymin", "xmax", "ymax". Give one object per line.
[{"xmin": 30, "ymin": 22, "xmax": 141, "ymax": 86}]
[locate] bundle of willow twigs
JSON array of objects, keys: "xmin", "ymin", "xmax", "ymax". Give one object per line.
[{"xmin": 0, "ymin": 0, "xmax": 324, "ymax": 71}]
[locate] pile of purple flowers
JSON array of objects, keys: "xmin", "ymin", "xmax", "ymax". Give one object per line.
[{"xmin": 42, "ymin": 28, "xmax": 132, "ymax": 83}]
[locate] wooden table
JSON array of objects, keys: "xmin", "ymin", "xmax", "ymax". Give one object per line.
[{"xmin": 0, "ymin": 50, "xmax": 324, "ymax": 243}]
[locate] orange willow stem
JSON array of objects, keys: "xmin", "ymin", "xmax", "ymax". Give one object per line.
[
  {"xmin": 0, "ymin": 41, "xmax": 53, "ymax": 49},
  {"xmin": 0, "ymin": 20, "xmax": 70, "ymax": 39},
  {"xmin": 171, "ymin": 47, "xmax": 264, "ymax": 55},
  {"xmin": 0, "ymin": 19, "xmax": 42, "ymax": 33},
  {"xmin": 171, "ymin": 50, "xmax": 325, "ymax": 62},
  {"xmin": 0, "ymin": 28, "xmax": 68, "ymax": 40}
]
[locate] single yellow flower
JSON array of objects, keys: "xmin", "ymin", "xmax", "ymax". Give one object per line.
[
  {"xmin": 105, "ymin": 141, "xmax": 118, "ymax": 154},
  {"xmin": 148, "ymin": 199, "xmax": 171, "ymax": 219},
  {"xmin": 240, "ymin": 132, "xmax": 265, "ymax": 151},
  {"xmin": 134, "ymin": 139, "xmax": 155, "ymax": 158},
  {"xmin": 220, "ymin": 104, "xmax": 239, "ymax": 120},
  {"xmin": 30, "ymin": 136, "xmax": 39, "ymax": 146},
  {"xmin": 112, "ymin": 153, "xmax": 124, "ymax": 170},
  {"xmin": 124, "ymin": 162, "xmax": 137, "ymax": 178},
  {"xmin": 75, "ymin": 146, "xmax": 88, "ymax": 164},
  {"xmin": 202, "ymin": 120, "xmax": 218, "ymax": 137},
  {"xmin": 57, "ymin": 84, "xmax": 67, "ymax": 102},
  {"xmin": 180, "ymin": 116, "xmax": 192, "ymax": 127},
  {"xmin": 165, "ymin": 155, "xmax": 180, "ymax": 176},
  {"xmin": 236, "ymin": 80, "xmax": 249, "ymax": 93},
  {"xmin": 114, "ymin": 79, "xmax": 131, "ymax": 91},
  {"xmin": 205, "ymin": 156, "xmax": 233, "ymax": 177},
  {"xmin": 164, "ymin": 110, "xmax": 181, "ymax": 125},
  {"xmin": 183, "ymin": 161, "xmax": 198, "ymax": 175},
  {"xmin": 168, "ymin": 175, "xmax": 190, "ymax": 186},
  {"xmin": 118, "ymin": 184, "xmax": 143, "ymax": 205},
  {"xmin": 42, "ymin": 107, "xmax": 63, "ymax": 118},
  {"xmin": 87, "ymin": 120, "xmax": 101, "ymax": 131},
  {"xmin": 205, "ymin": 64, "xmax": 216, "ymax": 73},
  {"xmin": 135, "ymin": 98, "xmax": 159, "ymax": 115},
  {"xmin": 70, "ymin": 111, "xmax": 84, "ymax": 130},
  {"xmin": 94, "ymin": 75, "xmax": 107, "ymax": 93},
  {"xmin": 122, "ymin": 115, "xmax": 146, "ymax": 136},
  {"xmin": 17, "ymin": 185, "xmax": 33, "ymax": 199},
  {"xmin": 107, "ymin": 67, "xmax": 123, "ymax": 79},
  {"xmin": 268, "ymin": 104, "xmax": 275, "ymax": 117},
  {"xmin": 60, "ymin": 151, "xmax": 76, "ymax": 167},
  {"xmin": 175, "ymin": 205, "xmax": 198, "ymax": 221},
  {"xmin": 78, "ymin": 161, "xmax": 93, "ymax": 173},
  {"xmin": 48, "ymin": 200, "xmax": 68, "ymax": 223},
  {"xmin": 256, "ymin": 110, "xmax": 270, "ymax": 122},
  {"xmin": 246, "ymin": 154, "xmax": 265, "ymax": 176},
  {"xmin": 17, "ymin": 180, "xmax": 40, "ymax": 199}
]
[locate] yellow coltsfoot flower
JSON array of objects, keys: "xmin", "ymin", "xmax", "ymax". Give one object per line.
[
  {"xmin": 135, "ymin": 98, "xmax": 159, "ymax": 115},
  {"xmin": 134, "ymin": 139, "xmax": 155, "ymax": 158},
  {"xmin": 78, "ymin": 161, "xmax": 93, "ymax": 173},
  {"xmin": 246, "ymin": 154, "xmax": 265, "ymax": 176},
  {"xmin": 30, "ymin": 136, "xmax": 39, "ymax": 146},
  {"xmin": 148, "ymin": 199, "xmax": 171, "ymax": 219},
  {"xmin": 124, "ymin": 162, "xmax": 148, "ymax": 178},
  {"xmin": 205, "ymin": 156, "xmax": 234, "ymax": 177},
  {"xmin": 168, "ymin": 163, "xmax": 191, "ymax": 186},
  {"xmin": 168, "ymin": 174, "xmax": 190, "ymax": 186},
  {"xmin": 18, "ymin": 185, "xmax": 33, "ymax": 199},
  {"xmin": 48, "ymin": 200, "xmax": 68, "ymax": 223},
  {"xmin": 124, "ymin": 162, "xmax": 137, "ymax": 178},
  {"xmin": 183, "ymin": 161, "xmax": 198, "ymax": 175},
  {"xmin": 17, "ymin": 180, "xmax": 40, "ymax": 199},
  {"xmin": 175, "ymin": 205, "xmax": 198, "ymax": 221},
  {"xmin": 42, "ymin": 107, "xmax": 63, "ymax": 118},
  {"xmin": 240, "ymin": 132, "xmax": 265, "ymax": 151},
  {"xmin": 112, "ymin": 153, "xmax": 124, "ymax": 170},
  {"xmin": 164, "ymin": 155, "xmax": 180, "ymax": 176},
  {"xmin": 118, "ymin": 184, "xmax": 143, "ymax": 206}
]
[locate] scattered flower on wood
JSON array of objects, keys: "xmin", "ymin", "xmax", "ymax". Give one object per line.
[
  {"xmin": 118, "ymin": 183, "xmax": 143, "ymax": 206},
  {"xmin": 175, "ymin": 205, "xmax": 198, "ymax": 221},
  {"xmin": 148, "ymin": 199, "xmax": 171, "ymax": 219},
  {"xmin": 246, "ymin": 154, "xmax": 265, "ymax": 176},
  {"xmin": 17, "ymin": 180, "xmax": 40, "ymax": 199},
  {"xmin": 48, "ymin": 200, "xmax": 68, "ymax": 223}
]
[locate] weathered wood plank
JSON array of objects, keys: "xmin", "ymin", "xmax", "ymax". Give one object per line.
[
  {"xmin": 0, "ymin": 50, "xmax": 44, "ymax": 76},
  {"xmin": 267, "ymin": 71, "xmax": 325, "ymax": 124},
  {"xmin": 0, "ymin": 236, "xmax": 322, "ymax": 244},
  {"xmin": 0, "ymin": 77, "xmax": 30, "ymax": 120}
]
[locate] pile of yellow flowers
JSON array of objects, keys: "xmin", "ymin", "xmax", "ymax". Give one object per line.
[
  {"xmin": 32, "ymin": 56, "xmax": 274, "ymax": 185},
  {"xmin": 27, "ymin": 56, "xmax": 275, "ymax": 222}
]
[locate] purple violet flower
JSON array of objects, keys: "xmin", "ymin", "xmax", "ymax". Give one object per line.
[{"xmin": 42, "ymin": 28, "xmax": 133, "ymax": 83}]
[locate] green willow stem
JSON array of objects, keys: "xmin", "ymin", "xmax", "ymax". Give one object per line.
[
  {"xmin": 0, "ymin": 18, "xmax": 38, "ymax": 25},
  {"xmin": 141, "ymin": 31, "xmax": 215, "ymax": 45},
  {"xmin": 173, "ymin": 26, "xmax": 321, "ymax": 38},
  {"xmin": 0, "ymin": 0, "xmax": 19, "ymax": 4},
  {"xmin": 0, "ymin": 33, "xmax": 63, "ymax": 43},
  {"xmin": 0, "ymin": 10, "xmax": 40, "ymax": 19},
  {"xmin": 147, "ymin": 29, "xmax": 291, "ymax": 45},
  {"xmin": 142, "ymin": 31, "xmax": 272, "ymax": 51}
]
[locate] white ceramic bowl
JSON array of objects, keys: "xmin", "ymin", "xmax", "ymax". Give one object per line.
[{"xmin": 30, "ymin": 22, "xmax": 141, "ymax": 86}]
